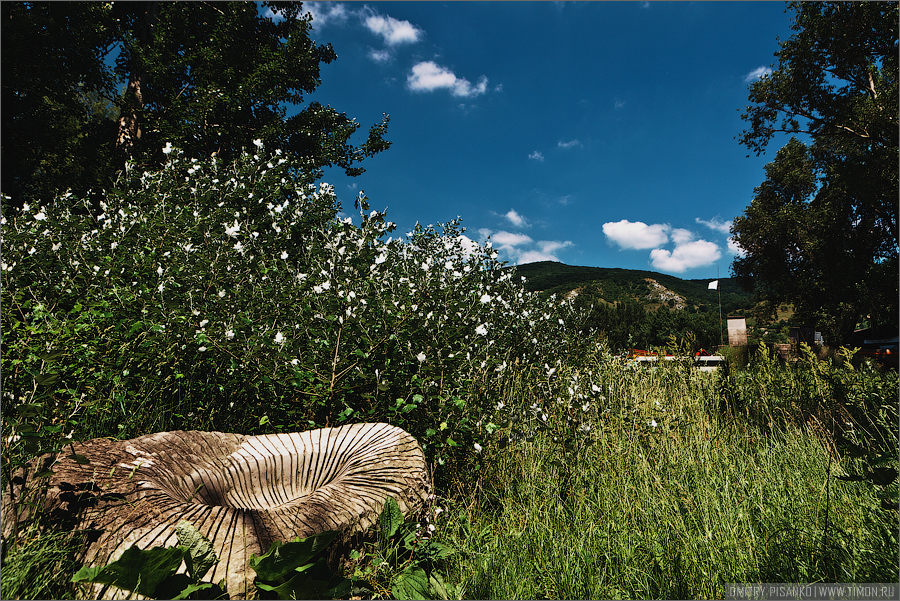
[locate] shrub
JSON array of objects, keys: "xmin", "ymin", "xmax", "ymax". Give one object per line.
[{"xmin": 1, "ymin": 143, "xmax": 592, "ymax": 485}]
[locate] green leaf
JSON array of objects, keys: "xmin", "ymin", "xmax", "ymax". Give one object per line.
[
  {"xmin": 175, "ymin": 520, "xmax": 218, "ymax": 581},
  {"xmin": 256, "ymin": 557, "xmax": 351, "ymax": 600},
  {"xmin": 250, "ymin": 531, "xmax": 339, "ymax": 582},
  {"xmin": 379, "ymin": 496, "xmax": 404, "ymax": 540},
  {"xmin": 71, "ymin": 544, "xmax": 185, "ymax": 598},
  {"xmin": 429, "ymin": 572, "xmax": 456, "ymax": 600},
  {"xmin": 392, "ymin": 566, "xmax": 430, "ymax": 600}
]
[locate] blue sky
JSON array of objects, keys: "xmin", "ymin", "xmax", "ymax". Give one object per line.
[{"xmin": 274, "ymin": 1, "xmax": 795, "ymax": 278}]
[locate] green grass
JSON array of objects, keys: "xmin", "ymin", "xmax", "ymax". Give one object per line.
[
  {"xmin": 0, "ymin": 523, "xmax": 88, "ymax": 600},
  {"xmin": 3, "ymin": 354, "xmax": 897, "ymax": 599},
  {"xmin": 440, "ymin": 360, "xmax": 898, "ymax": 599}
]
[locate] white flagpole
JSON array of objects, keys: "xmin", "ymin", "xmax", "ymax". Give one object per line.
[{"xmin": 718, "ymin": 266, "xmax": 723, "ymax": 347}]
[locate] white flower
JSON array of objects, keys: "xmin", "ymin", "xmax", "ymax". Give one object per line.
[
  {"xmin": 280, "ymin": 251, "xmax": 288, "ymax": 260},
  {"xmin": 480, "ymin": 294, "xmax": 491, "ymax": 304},
  {"xmin": 233, "ymin": 241, "xmax": 244, "ymax": 252},
  {"xmin": 475, "ymin": 323, "xmax": 488, "ymax": 336},
  {"xmin": 163, "ymin": 142, "xmax": 173, "ymax": 154},
  {"xmin": 291, "ymin": 358, "xmax": 299, "ymax": 366},
  {"xmin": 650, "ymin": 419, "xmax": 658, "ymax": 429},
  {"xmin": 582, "ymin": 403, "xmax": 590, "ymax": 412},
  {"xmin": 218, "ymin": 290, "xmax": 226, "ymax": 297},
  {"xmin": 34, "ymin": 211, "xmax": 46, "ymax": 221},
  {"xmin": 51, "ymin": 242, "xmax": 62, "ymax": 252},
  {"xmin": 417, "ymin": 352, "xmax": 427, "ymax": 363},
  {"xmin": 224, "ymin": 221, "xmax": 241, "ymax": 237},
  {"xmin": 274, "ymin": 332, "xmax": 284, "ymax": 344},
  {"xmin": 225, "ymin": 329, "xmax": 235, "ymax": 340},
  {"xmin": 199, "ymin": 319, "xmax": 209, "ymax": 328},
  {"xmin": 157, "ymin": 266, "xmax": 163, "ymax": 276},
  {"xmin": 579, "ymin": 423, "xmax": 592, "ymax": 434},
  {"xmin": 473, "ymin": 443, "xmax": 483, "ymax": 453},
  {"xmin": 253, "ymin": 138, "xmax": 263, "ymax": 148},
  {"xmin": 198, "ymin": 346, "xmax": 207, "ymax": 352},
  {"xmin": 495, "ymin": 401, "xmax": 505, "ymax": 411}
]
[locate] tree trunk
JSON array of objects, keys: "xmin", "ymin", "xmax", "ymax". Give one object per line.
[{"xmin": 115, "ymin": 1, "xmax": 158, "ymax": 163}]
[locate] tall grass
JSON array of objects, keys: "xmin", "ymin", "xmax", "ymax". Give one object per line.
[{"xmin": 441, "ymin": 355, "xmax": 898, "ymax": 599}]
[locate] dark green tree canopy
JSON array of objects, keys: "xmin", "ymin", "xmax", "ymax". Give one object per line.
[
  {"xmin": 1, "ymin": 1, "xmax": 391, "ymax": 210},
  {"xmin": 732, "ymin": 1, "xmax": 898, "ymax": 344}
]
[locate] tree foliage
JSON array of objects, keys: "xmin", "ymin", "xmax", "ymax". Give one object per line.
[
  {"xmin": 732, "ymin": 1, "xmax": 898, "ymax": 344},
  {"xmin": 1, "ymin": 1, "xmax": 390, "ymax": 210}
]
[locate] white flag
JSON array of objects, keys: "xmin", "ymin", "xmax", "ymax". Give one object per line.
[{"xmin": 708, "ymin": 280, "xmax": 719, "ymax": 290}]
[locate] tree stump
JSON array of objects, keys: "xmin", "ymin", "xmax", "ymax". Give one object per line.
[{"xmin": 1, "ymin": 423, "xmax": 430, "ymax": 599}]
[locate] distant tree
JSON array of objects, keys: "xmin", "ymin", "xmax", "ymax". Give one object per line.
[
  {"xmin": 732, "ymin": 1, "xmax": 898, "ymax": 344},
  {"xmin": 2, "ymin": 1, "xmax": 391, "ymax": 210}
]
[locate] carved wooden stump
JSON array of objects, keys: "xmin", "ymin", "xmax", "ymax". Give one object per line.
[{"xmin": 1, "ymin": 423, "xmax": 430, "ymax": 599}]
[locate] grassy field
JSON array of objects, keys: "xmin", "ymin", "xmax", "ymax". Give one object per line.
[
  {"xmin": 439, "ymin": 355, "xmax": 898, "ymax": 599},
  {"xmin": 2, "ymin": 348, "xmax": 897, "ymax": 600}
]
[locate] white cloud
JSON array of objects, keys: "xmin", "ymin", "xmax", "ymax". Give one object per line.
[
  {"xmin": 303, "ymin": 2, "xmax": 350, "ymax": 27},
  {"xmin": 368, "ymin": 49, "xmax": 392, "ymax": 63},
  {"xmin": 557, "ymin": 139, "xmax": 582, "ymax": 149},
  {"xmin": 650, "ymin": 239, "xmax": 721, "ymax": 273},
  {"xmin": 518, "ymin": 250, "xmax": 558, "ymax": 264},
  {"xmin": 528, "ymin": 150, "xmax": 544, "ymax": 161},
  {"xmin": 364, "ymin": 12, "xmax": 423, "ymax": 45},
  {"xmin": 727, "ymin": 237, "xmax": 746, "ymax": 257},
  {"xmin": 670, "ymin": 228, "xmax": 694, "ymax": 245},
  {"xmin": 504, "ymin": 209, "xmax": 529, "ymax": 229},
  {"xmin": 407, "ymin": 61, "xmax": 488, "ymax": 97},
  {"xmin": 491, "ymin": 231, "xmax": 534, "ymax": 249},
  {"xmin": 479, "ymin": 229, "xmax": 572, "ymax": 265},
  {"xmin": 602, "ymin": 220, "xmax": 670, "ymax": 250},
  {"xmin": 538, "ymin": 240, "xmax": 573, "ymax": 255},
  {"xmin": 744, "ymin": 66, "xmax": 772, "ymax": 82},
  {"xmin": 695, "ymin": 216, "xmax": 732, "ymax": 234}
]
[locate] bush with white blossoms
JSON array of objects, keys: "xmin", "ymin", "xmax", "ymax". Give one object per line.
[{"xmin": 1, "ymin": 144, "xmax": 594, "ymax": 475}]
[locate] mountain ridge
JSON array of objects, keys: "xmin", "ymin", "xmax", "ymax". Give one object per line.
[{"xmin": 511, "ymin": 261, "xmax": 753, "ymax": 315}]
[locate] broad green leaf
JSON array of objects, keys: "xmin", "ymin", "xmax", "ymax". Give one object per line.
[
  {"xmin": 176, "ymin": 520, "xmax": 218, "ymax": 581},
  {"xmin": 250, "ymin": 531, "xmax": 339, "ymax": 582},
  {"xmin": 71, "ymin": 544, "xmax": 185, "ymax": 598},
  {"xmin": 379, "ymin": 496, "xmax": 404, "ymax": 539},
  {"xmin": 392, "ymin": 566, "xmax": 430, "ymax": 600}
]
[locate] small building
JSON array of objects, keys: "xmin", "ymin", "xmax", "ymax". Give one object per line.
[
  {"xmin": 727, "ymin": 316, "xmax": 747, "ymax": 346},
  {"xmin": 789, "ymin": 326, "xmax": 823, "ymax": 346}
]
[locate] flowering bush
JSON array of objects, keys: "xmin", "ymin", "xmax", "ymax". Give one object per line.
[{"xmin": 1, "ymin": 143, "xmax": 593, "ymax": 477}]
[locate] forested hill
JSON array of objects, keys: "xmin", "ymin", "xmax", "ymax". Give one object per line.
[{"xmin": 512, "ymin": 261, "xmax": 754, "ymax": 315}]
